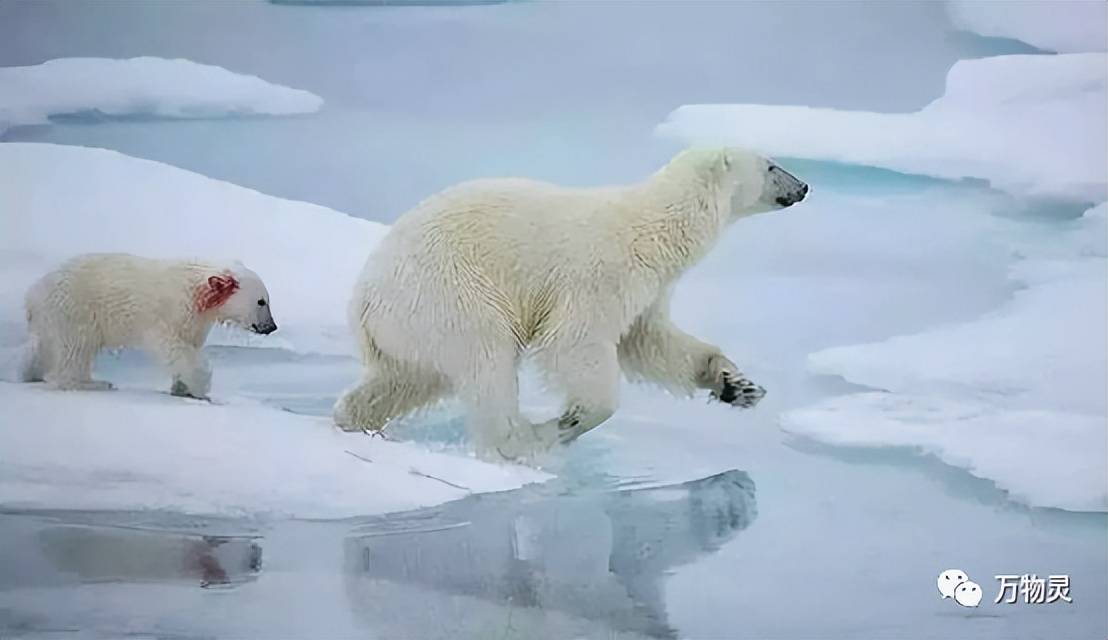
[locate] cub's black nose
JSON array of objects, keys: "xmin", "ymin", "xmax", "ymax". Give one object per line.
[{"xmin": 252, "ymin": 323, "xmax": 278, "ymax": 335}]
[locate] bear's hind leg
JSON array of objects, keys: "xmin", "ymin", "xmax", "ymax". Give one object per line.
[
  {"xmin": 46, "ymin": 335, "xmax": 111, "ymax": 391},
  {"xmin": 533, "ymin": 340, "xmax": 620, "ymax": 445},
  {"xmin": 333, "ymin": 364, "xmax": 449, "ymax": 434}
]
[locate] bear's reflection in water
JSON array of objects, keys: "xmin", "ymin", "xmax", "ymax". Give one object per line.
[
  {"xmin": 344, "ymin": 469, "xmax": 757, "ymax": 639},
  {"xmin": 0, "ymin": 517, "xmax": 262, "ymax": 590}
]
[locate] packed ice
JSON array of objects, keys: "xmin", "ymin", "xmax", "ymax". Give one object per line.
[
  {"xmin": 946, "ymin": 0, "xmax": 1107, "ymax": 53},
  {"xmin": 657, "ymin": 53, "xmax": 1107, "ymax": 202},
  {"xmin": 0, "ymin": 57, "xmax": 323, "ymax": 136}
]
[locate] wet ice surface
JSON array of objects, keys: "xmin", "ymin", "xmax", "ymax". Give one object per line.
[{"xmin": 1, "ymin": 345, "xmax": 1104, "ymax": 639}]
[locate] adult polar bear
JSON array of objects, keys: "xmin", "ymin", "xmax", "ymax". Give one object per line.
[{"xmin": 335, "ymin": 147, "xmax": 808, "ymax": 459}]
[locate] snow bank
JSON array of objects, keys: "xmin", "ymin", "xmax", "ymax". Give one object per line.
[
  {"xmin": 0, "ymin": 57, "xmax": 323, "ymax": 135},
  {"xmin": 946, "ymin": 0, "xmax": 1107, "ymax": 53},
  {"xmin": 0, "ymin": 143, "xmax": 383, "ymax": 356},
  {"xmin": 656, "ymin": 53, "xmax": 1107, "ymax": 201},
  {"xmin": 0, "ymin": 382, "xmax": 548, "ymax": 518},
  {"xmin": 783, "ymin": 203, "xmax": 1108, "ymax": 512}
]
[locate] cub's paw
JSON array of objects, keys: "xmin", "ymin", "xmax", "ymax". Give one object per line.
[
  {"xmin": 170, "ymin": 379, "xmax": 208, "ymax": 400},
  {"xmin": 54, "ymin": 379, "xmax": 115, "ymax": 392}
]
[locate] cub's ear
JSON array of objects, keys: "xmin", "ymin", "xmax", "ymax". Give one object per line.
[
  {"xmin": 721, "ymin": 150, "xmax": 732, "ymax": 172},
  {"xmin": 196, "ymin": 274, "xmax": 240, "ymax": 312},
  {"xmin": 208, "ymin": 275, "xmax": 236, "ymax": 292}
]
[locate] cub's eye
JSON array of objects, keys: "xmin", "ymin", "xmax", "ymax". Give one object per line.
[{"xmin": 257, "ymin": 299, "xmax": 267, "ymax": 307}]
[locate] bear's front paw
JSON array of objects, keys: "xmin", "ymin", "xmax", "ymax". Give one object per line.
[
  {"xmin": 712, "ymin": 370, "xmax": 766, "ymax": 409},
  {"xmin": 703, "ymin": 355, "xmax": 765, "ymax": 409}
]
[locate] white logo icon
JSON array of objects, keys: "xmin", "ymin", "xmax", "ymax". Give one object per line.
[
  {"xmin": 937, "ymin": 569, "xmax": 979, "ymax": 607},
  {"xmin": 937, "ymin": 569, "xmax": 968, "ymax": 600},
  {"xmin": 954, "ymin": 580, "xmax": 983, "ymax": 607}
]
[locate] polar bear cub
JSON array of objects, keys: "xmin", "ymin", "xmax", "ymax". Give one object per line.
[
  {"xmin": 335, "ymin": 147, "xmax": 808, "ymax": 459},
  {"xmin": 20, "ymin": 253, "xmax": 277, "ymax": 398}
]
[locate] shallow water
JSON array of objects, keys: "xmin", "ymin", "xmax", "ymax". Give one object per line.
[{"xmin": 3, "ymin": 343, "xmax": 1104, "ymax": 639}]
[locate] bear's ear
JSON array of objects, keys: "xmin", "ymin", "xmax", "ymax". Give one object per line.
[
  {"xmin": 195, "ymin": 274, "xmax": 240, "ymax": 313},
  {"xmin": 720, "ymin": 150, "xmax": 732, "ymax": 172}
]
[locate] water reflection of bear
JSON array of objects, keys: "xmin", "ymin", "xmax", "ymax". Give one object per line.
[
  {"xmin": 345, "ymin": 470, "xmax": 756, "ymax": 639},
  {"xmin": 34, "ymin": 527, "xmax": 262, "ymax": 588}
]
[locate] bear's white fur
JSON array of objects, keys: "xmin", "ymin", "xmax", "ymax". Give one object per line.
[
  {"xmin": 334, "ymin": 147, "xmax": 808, "ymax": 459},
  {"xmin": 20, "ymin": 253, "xmax": 277, "ymax": 398}
]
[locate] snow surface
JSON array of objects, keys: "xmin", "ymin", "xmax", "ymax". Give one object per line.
[
  {"xmin": 656, "ymin": 53, "xmax": 1107, "ymax": 202},
  {"xmin": 0, "ymin": 382, "xmax": 548, "ymax": 518},
  {"xmin": 946, "ymin": 0, "xmax": 1107, "ymax": 53},
  {"xmin": 0, "ymin": 57, "xmax": 323, "ymax": 135},
  {"xmin": 782, "ymin": 203, "xmax": 1108, "ymax": 512},
  {"xmin": 0, "ymin": 143, "xmax": 382, "ymax": 356}
]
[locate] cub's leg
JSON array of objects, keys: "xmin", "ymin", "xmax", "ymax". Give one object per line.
[
  {"xmin": 152, "ymin": 338, "xmax": 212, "ymax": 399},
  {"xmin": 18, "ymin": 334, "xmax": 49, "ymax": 383}
]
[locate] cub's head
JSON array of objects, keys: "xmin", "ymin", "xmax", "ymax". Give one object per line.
[
  {"xmin": 673, "ymin": 147, "xmax": 809, "ymax": 219},
  {"xmin": 195, "ymin": 264, "xmax": 277, "ymax": 335}
]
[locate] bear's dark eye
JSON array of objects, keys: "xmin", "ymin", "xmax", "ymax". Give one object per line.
[{"xmin": 257, "ymin": 299, "xmax": 267, "ymax": 307}]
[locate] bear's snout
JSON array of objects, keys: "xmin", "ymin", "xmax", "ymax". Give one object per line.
[
  {"xmin": 252, "ymin": 321, "xmax": 278, "ymax": 335},
  {"xmin": 767, "ymin": 163, "xmax": 808, "ymax": 208}
]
